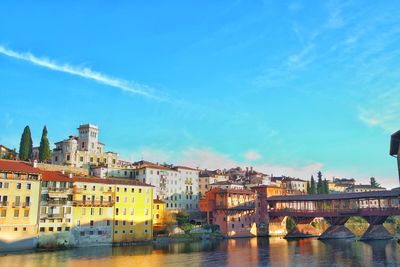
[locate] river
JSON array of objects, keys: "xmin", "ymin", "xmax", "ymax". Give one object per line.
[{"xmin": 0, "ymin": 237, "xmax": 399, "ymax": 267}]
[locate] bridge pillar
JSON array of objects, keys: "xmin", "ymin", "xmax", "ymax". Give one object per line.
[
  {"xmin": 285, "ymin": 217, "xmax": 322, "ymax": 239},
  {"xmin": 318, "ymin": 217, "xmax": 355, "ymax": 239},
  {"xmin": 360, "ymin": 216, "xmax": 392, "ymax": 240},
  {"xmin": 268, "ymin": 216, "xmax": 287, "ymax": 236}
]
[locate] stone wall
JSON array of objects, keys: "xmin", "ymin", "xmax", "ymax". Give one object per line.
[{"xmin": 37, "ymin": 163, "xmax": 89, "ymax": 176}]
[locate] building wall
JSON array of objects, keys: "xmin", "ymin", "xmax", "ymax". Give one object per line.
[
  {"xmin": 38, "ymin": 180, "xmax": 74, "ymax": 248},
  {"xmin": 0, "ymin": 172, "xmax": 41, "ymax": 252},
  {"xmin": 71, "ymin": 182, "xmax": 114, "ymax": 246},
  {"xmin": 153, "ymin": 201, "xmax": 166, "ymax": 231},
  {"xmin": 113, "ymin": 185, "xmax": 153, "ymax": 242}
]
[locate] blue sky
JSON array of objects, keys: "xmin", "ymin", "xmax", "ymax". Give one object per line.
[{"xmin": 1, "ymin": 1, "xmax": 400, "ymax": 188}]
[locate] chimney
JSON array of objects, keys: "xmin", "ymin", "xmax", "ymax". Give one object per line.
[
  {"xmin": 69, "ymin": 173, "xmax": 73, "ymax": 179},
  {"xmin": 32, "ymin": 160, "xmax": 38, "ymax": 168}
]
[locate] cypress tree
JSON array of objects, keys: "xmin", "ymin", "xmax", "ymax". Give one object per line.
[
  {"xmin": 39, "ymin": 126, "xmax": 51, "ymax": 162},
  {"xmin": 323, "ymin": 179, "xmax": 329, "ymax": 194},
  {"xmin": 317, "ymin": 171, "xmax": 323, "ymax": 194},
  {"xmin": 306, "ymin": 181, "xmax": 311, "ymax": 194},
  {"xmin": 310, "ymin": 175, "xmax": 317, "ymax": 195},
  {"xmin": 19, "ymin": 126, "xmax": 33, "ymax": 161}
]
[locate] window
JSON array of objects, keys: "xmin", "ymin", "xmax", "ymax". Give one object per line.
[
  {"xmin": 130, "ymin": 208, "xmax": 134, "ymax": 215},
  {"xmin": 16, "ymin": 183, "xmax": 22, "ymax": 189},
  {"xmin": 114, "ymin": 230, "xmax": 118, "ymax": 234},
  {"xmin": 144, "ymin": 209, "xmax": 149, "ymax": 215},
  {"xmin": 24, "ymin": 210, "xmax": 29, "ymax": 217},
  {"xmin": 131, "ymin": 197, "xmax": 134, "ymax": 203},
  {"xmin": 107, "ymin": 220, "xmax": 111, "ymax": 226},
  {"xmin": 145, "ymin": 220, "xmax": 148, "ymax": 225},
  {"xmin": 116, "ymin": 196, "xmax": 119, "ymax": 202},
  {"xmin": 90, "ymin": 220, "xmax": 94, "ymax": 226},
  {"xmin": 40, "ymin": 227, "xmax": 45, "ymax": 232},
  {"xmin": 123, "ymin": 221, "xmax": 126, "ymax": 226},
  {"xmin": 122, "ymin": 230, "xmax": 126, "ymax": 234},
  {"xmin": 0, "ymin": 210, "xmax": 6, "ymax": 217},
  {"xmin": 80, "ymin": 231, "xmax": 85, "ymax": 236},
  {"xmin": 14, "ymin": 210, "xmax": 19, "ymax": 217},
  {"xmin": 26, "ymin": 184, "xmax": 31, "ymax": 190},
  {"xmin": 57, "ymin": 227, "xmax": 62, "ymax": 232},
  {"xmin": 115, "ymin": 221, "xmax": 119, "ymax": 226},
  {"xmin": 156, "ymin": 205, "xmax": 159, "ymax": 210},
  {"xmin": 65, "ymin": 227, "xmax": 70, "ymax": 231},
  {"xmin": 80, "ymin": 156, "xmax": 83, "ymax": 162},
  {"xmin": 130, "ymin": 230, "xmax": 133, "ymax": 234},
  {"xmin": 49, "ymin": 227, "xmax": 54, "ymax": 232},
  {"xmin": 14, "ymin": 227, "xmax": 18, "ymax": 231},
  {"xmin": 116, "ymin": 208, "xmax": 119, "ymax": 215},
  {"xmin": 139, "ymin": 188, "xmax": 142, "ymax": 193},
  {"xmin": 123, "ymin": 208, "xmax": 126, "ymax": 215},
  {"xmin": 3, "ymin": 183, "xmax": 8, "ymax": 189}
]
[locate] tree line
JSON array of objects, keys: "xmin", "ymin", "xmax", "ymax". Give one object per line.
[
  {"xmin": 307, "ymin": 171, "xmax": 329, "ymax": 195},
  {"xmin": 17, "ymin": 125, "xmax": 51, "ymax": 162}
]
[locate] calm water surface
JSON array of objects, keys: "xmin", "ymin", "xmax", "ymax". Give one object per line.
[{"xmin": 0, "ymin": 238, "xmax": 399, "ymax": 267}]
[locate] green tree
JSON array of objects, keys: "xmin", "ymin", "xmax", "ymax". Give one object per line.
[
  {"xmin": 323, "ymin": 179, "xmax": 329, "ymax": 194},
  {"xmin": 39, "ymin": 126, "xmax": 51, "ymax": 162},
  {"xmin": 310, "ymin": 175, "xmax": 317, "ymax": 195},
  {"xmin": 306, "ymin": 181, "xmax": 311, "ymax": 194},
  {"xmin": 370, "ymin": 177, "xmax": 380, "ymax": 188},
  {"xmin": 19, "ymin": 126, "xmax": 33, "ymax": 161},
  {"xmin": 317, "ymin": 171, "xmax": 323, "ymax": 194}
]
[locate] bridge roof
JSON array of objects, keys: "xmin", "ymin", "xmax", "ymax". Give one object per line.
[{"xmin": 267, "ymin": 188, "xmax": 400, "ymax": 202}]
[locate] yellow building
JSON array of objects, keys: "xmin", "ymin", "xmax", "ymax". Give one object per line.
[
  {"xmin": 71, "ymin": 177, "xmax": 115, "ymax": 246},
  {"xmin": 0, "ymin": 160, "xmax": 41, "ymax": 252},
  {"xmin": 153, "ymin": 199, "xmax": 166, "ymax": 231},
  {"xmin": 113, "ymin": 181, "xmax": 153, "ymax": 243},
  {"xmin": 71, "ymin": 176, "xmax": 153, "ymax": 245}
]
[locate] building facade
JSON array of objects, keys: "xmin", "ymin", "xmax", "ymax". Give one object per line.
[
  {"xmin": 199, "ymin": 188, "xmax": 264, "ymax": 237},
  {"xmin": 52, "ymin": 124, "xmax": 118, "ymax": 168},
  {"xmin": 0, "ymin": 160, "xmax": 41, "ymax": 252},
  {"xmin": 38, "ymin": 171, "xmax": 74, "ymax": 248}
]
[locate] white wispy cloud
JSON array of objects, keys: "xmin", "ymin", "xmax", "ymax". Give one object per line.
[
  {"xmin": 0, "ymin": 45, "xmax": 161, "ymax": 100},
  {"xmin": 358, "ymin": 87, "xmax": 400, "ymax": 132},
  {"xmin": 244, "ymin": 150, "xmax": 262, "ymax": 161}
]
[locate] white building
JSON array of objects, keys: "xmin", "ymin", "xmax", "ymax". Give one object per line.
[
  {"xmin": 52, "ymin": 124, "xmax": 118, "ymax": 168},
  {"xmin": 209, "ymin": 180, "xmax": 244, "ymax": 190}
]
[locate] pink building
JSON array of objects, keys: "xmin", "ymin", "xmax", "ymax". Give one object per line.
[{"xmin": 199, "ymin": 188, "xmax": 266, "ymax": 237}]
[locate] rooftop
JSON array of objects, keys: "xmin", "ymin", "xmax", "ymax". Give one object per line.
[{"xmin": 0, "ymin": 160, "xmax": 40, "ymax": 174}]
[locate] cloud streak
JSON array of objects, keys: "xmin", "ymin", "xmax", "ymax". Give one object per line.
[{"xmin": 0, "ymin": 45, "xmax": 161, "ymax": 100}]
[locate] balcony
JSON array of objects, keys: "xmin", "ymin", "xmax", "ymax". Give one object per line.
[
  {"xmin": 45, "ymin": 199, "xmax": 72, "ymax": 206},
  {"xmin": 72, "ymin": 200, "xmax": 114, "ymax": 207},
  {"xmin": 40, "ymin": 213, "xmax": 65, "ymax": 219},
  {"xmin": 21, "ymin": 202, "xmax": 31, "ymax": 208},
  {"xmin": 48, "ymin": 187, "xmax": 73, "ymax": 193},
  {"xmin": 0, "ymin": 202, "xmax": 8, "ymax": 207}
]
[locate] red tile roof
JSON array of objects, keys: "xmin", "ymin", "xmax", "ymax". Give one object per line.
[
  {"xmin": 40, "ymin": 170, "xmax": 72, "ymax": 182},
  {"xmin": 173, "ymin": 165, "xmax": 199, "ymax": 171},
  {"xmin": 0, "ymin": 160, "xmax": 40, "ymax": 173}
]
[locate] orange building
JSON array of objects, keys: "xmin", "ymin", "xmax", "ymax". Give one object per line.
[{"xmin": 199, "ymin": 188, "xmax": 264, "ymax": 237}]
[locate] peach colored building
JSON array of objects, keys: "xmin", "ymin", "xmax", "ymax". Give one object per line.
[{"xmin": 199, "ymin": 188, "xmax": 264, "ymax": 237}]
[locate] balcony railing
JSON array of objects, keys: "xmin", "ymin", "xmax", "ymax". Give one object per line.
[
  {"xmin": 45, "ymin": 199, "xmax": 72, "ymax": 205},
  {"xmin": 0, "ymin": 201, "xmax": 8, "ymax": 207},
  {"xmin": 72, "ymin": 200, "xmax": 114, "ymax": 207},
  {"xmin": 47, "ymin": 187, "xmax": 73, "ymax": 192}
]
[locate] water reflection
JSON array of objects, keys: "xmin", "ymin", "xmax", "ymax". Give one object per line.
[{"xmin": 0, "ymin": 238, "xmax": 399, "ymax": 267}]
